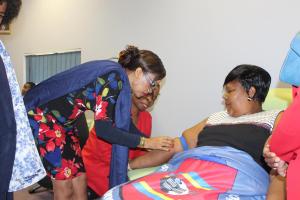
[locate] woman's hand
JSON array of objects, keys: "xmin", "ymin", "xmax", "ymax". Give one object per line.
[
  {"xmin": 263, "ymin": 144, "xmax": 288, "ymax": 177},
  {"xmin": 143, "ymin": 136, "xmax": 174, "ymax": 151}
]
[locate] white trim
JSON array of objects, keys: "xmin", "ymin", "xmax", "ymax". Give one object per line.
[{"xmin": 24, "ymin": 48, "xmax": 82, "ymax": 56}]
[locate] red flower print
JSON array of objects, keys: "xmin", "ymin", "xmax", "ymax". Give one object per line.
[
  {"xmin": 95, "ymin": 96, "xmax": 108, "ymax": 120},
  {"xmin": 38, "ymin": 132, "xmax": 44, "ymax": 141},
  {"xmin": 46, "ymin": 140, "xmax": 56, "ymax": 152},
  {"xmin": 34, "ymin": 115, "xmax": 43, "ymax": 121},
  {"xmin": 34, "ymin": 108, "xmax": 44, "ymax": 122},
  {"xmin": 53, "ymin": 124, "xmax": 66, "ymax": 147},
  {"xmin": 69, "ymin": 106, "xmax": 83, "ymax": 120},
  {"xmin": 39, "ymin": 123, "xmax": 50, "ymax": 133},
  {"xmin": 45, "ymin": 130, "xmax": 56, "ymax": 138},
  {"xmin": 38, "ymin": 123, "xmax": 51, "ymax": 141},
  {"xmin": 67, "ymin": 130, "xmax": 74, "ymax": 136},
  {"xmin": 55, "ymin": 159, "xmax": 78, "ymax": 179},
  {"xmin": 73, "ymin": 145, "xmax": 81, "ymax": 156},
  {"xmin": 71, "ymin": 135, "xmax": 79, "ymax": 143},
  {"xmin": 46, "ymin": 114, "xmax": 56, "ymax": 123},
  {"xmin": 70, "ymin": 139, "xmax": 81, "ymax": 156},
  {"xmin": 39, "ymin": 123, "xmax": 66, "ymax": 149},
  {"xmin": 39, "ymin": 147, "xmax": 47, "ymax": 157},
  {"xmin": 75, "ymin": 99, "xmax": 86, "ymax": 109}
]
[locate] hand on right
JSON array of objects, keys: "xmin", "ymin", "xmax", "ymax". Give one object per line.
[{"xmin": 263, "ymin": 144, "xmax": 287, "ymax": 177}]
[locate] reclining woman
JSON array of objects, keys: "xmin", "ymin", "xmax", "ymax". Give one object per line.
[
  {"xmin": 24, "ymin": 45, "xmax": 173, "ymax": 200},
  {"xmin": 102, "ymin": 64, "xmax": 283, "ymax": 200}
]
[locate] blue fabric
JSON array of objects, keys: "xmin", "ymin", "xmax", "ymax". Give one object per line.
[
  {"xmin": 44, "ymin": 148, "xmax": 62, "ymax": 167},
  {"xmin": 279, "ymin": 32, "xmax": 300, "ymax": 86},
  {"xmin": 103, "ymin": 146, "xmax": 269, "ymax": 200},
  {"xmin": 0, "ymin": 192, "xmax": 13, "ymax": 200},
  {"xmin": 1, "ymin": 40, "xmax": 46, "ymax": 191},
  {"xmin": 167, "ymin": 146, "xmax": 269, "ymax": 196},
  {"xmin": 0, "ymin": 57, "xmax": 16, "ymax": 193},
  {"xmin": 24, "ymin": 60, "xmax": 132, "ymax": 188},
  {"xmin": 179, "ymin": 136, "xmax": 189, "ymax": 151}
]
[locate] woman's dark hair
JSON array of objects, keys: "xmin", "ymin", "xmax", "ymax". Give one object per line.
[
  {"xmin": 0, "ymin": 0, "xmax": 22, "ymax": 26},
  {"xmin": 223, "ymin": 64, "xmax": 271, "ymax": 102},
  {"xmin": 26, "ymin": 81, "xmax": 36, "ymax": 88},
  {"xmin": 118, "ymin": 45, "xmax": 166, "ymax": 80}
]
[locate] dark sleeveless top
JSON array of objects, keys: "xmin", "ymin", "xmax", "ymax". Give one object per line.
[{"xmin": 197, "ymin": 110, "xmax": 280, "ymax": 172}]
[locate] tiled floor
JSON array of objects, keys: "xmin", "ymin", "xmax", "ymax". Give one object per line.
[{"xmin": 14, "ymin": 184, "xmax": 53, "ymax": 200}]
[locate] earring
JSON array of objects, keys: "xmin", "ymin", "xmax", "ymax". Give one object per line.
[{"xmin": 247, "ymin": 97, "xmax": 253, "ymax": 101}]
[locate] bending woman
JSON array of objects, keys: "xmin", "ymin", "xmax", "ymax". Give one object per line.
[
  {"xmin": 83, "ymin": 85, "xmax": 161, "ymax": 197},
  {"xmin": 24, "ymin": 46, "xmax": 173, "ymax": 200},
  {"xmin": 103, "ymin": 64, "xmax": 283, "ymax": 200}
]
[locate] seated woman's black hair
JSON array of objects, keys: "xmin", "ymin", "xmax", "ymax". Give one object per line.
[{"xmin": 223, "ymin": 64, "xmax": 271, "ymax": 103}]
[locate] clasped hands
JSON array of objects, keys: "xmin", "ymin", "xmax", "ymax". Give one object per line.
[{"xmin": 263, "ymin": 143, "xmax": 288, "ymax": 177}]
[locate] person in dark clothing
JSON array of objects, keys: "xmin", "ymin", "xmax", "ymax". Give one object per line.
[{"xmin": 0, "ymin": 1, "xmax": 46, "ymax": 200}]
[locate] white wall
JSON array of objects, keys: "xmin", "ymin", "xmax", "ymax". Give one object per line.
[{"xmin": 1, "ymin": 0, "xmax": 299, "ymax": 137}]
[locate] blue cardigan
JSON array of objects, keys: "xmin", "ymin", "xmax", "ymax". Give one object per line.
[{"xmin": 24, "ymin": 60, "xmax": 132, "ymax": 188}]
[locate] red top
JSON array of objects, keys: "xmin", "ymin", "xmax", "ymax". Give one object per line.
[
  {"xmin": 82, "ymin": 111, "xmax": 152, "ymax": 196},
  {"xmin": 270, "ymin": 86, "xmax": 300, "ymax": 200}
]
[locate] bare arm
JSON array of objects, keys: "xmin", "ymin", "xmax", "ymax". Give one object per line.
[
  {"xmin": 129, "ymin": 118, "xmax": 208, "ymax": 169},
  {"xmin": 182, "ymin": 118, "xmax": 208, "ymax": 148},
  {"xmin": 129, "ymin": 137, "xmax": 182, "ymax": 169}
]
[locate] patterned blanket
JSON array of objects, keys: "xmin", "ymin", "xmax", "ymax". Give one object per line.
[{"xmin": 102, "ymin": 146, "xmax": 269, "ymax": 200}]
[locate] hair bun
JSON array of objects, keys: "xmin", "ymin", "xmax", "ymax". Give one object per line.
[{"xmin": 118, "ymin": 45, "xmax": 140, "ymax": 67}]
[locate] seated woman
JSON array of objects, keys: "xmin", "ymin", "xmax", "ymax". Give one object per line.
[{"xmin": 102, "ymin": 64, "xmax": 283, "ymax": 200}]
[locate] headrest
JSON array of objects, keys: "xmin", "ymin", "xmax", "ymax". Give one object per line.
[{"xmin": 279, "ymin": 33, "xmax": 300, "ymax": 86}]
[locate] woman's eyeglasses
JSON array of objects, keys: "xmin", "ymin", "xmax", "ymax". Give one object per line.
[{"xmin": 144, "ymin": 72, "xmax": 158, "ymax": 89}]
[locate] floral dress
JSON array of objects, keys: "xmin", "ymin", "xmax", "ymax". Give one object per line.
[{"xmin": 28, "ymin": 71, "xmax": 122, "ymax": 180}]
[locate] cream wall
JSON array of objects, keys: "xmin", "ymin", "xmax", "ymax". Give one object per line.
[{"xmin": 1, "ymin": 0, "xmax": 299, "ymax": 137}]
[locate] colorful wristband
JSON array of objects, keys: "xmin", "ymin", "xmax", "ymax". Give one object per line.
[{"xmin": 179, "ymin": 136, "xmax": 189, "ymax": 151}]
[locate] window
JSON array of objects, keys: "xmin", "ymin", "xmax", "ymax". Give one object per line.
[{"xmin": 26, "ymin": 51, "xmax": 81, "ymax": 83}]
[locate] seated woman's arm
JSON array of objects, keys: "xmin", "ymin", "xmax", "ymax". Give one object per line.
[
  {"xmin": 182, "ymin": 118, "xmax": 208, "ymax": 148},
  {"xmin": 129, "ymin": 118, "xmax": 208, "ymax": 169}
]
